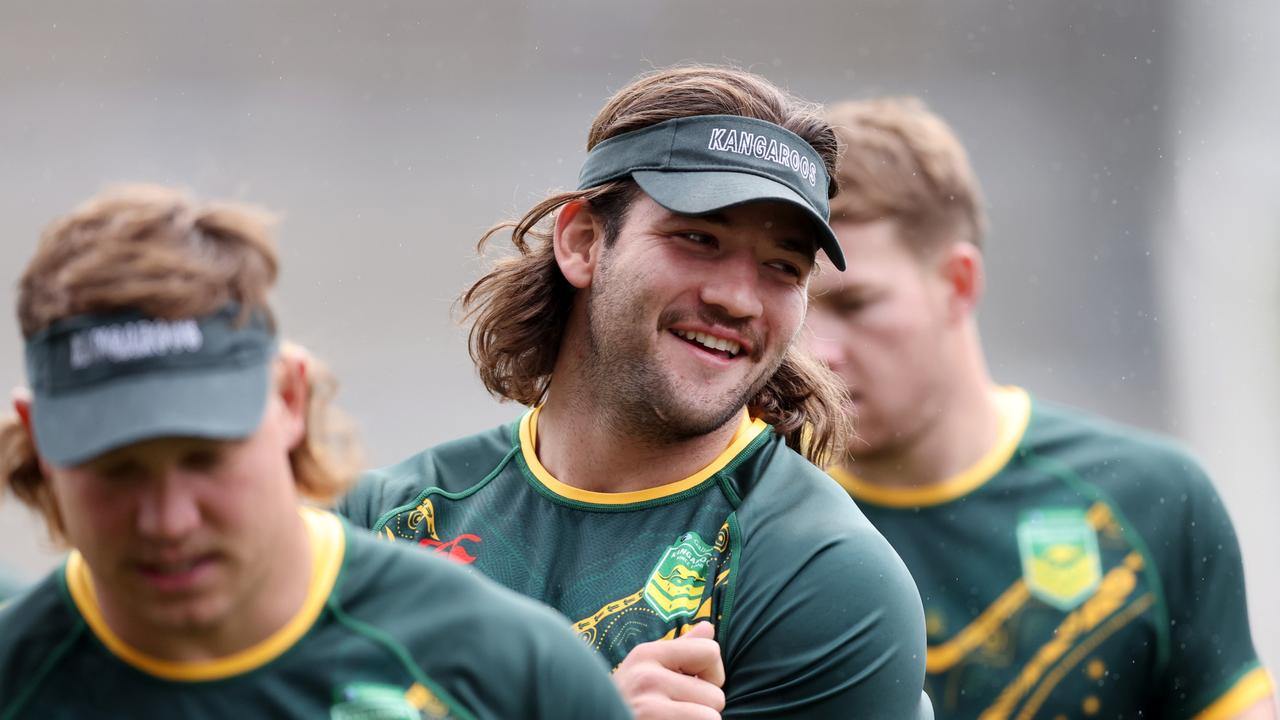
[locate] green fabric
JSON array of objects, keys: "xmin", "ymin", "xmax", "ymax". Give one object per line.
[
  {"xmin": 341, "ymin": 418, "xmax": 932, "ymax": 719},
  {"xmin": 0, "ymin": 514, "xmax": 629, "ymax": 720},
  {"xmin": 855, "ymin": 397, "xmax": 1263, "ymax": 720},
  {"xmin": 0, "ymin": 569, "xmax": 24, "ymax": 604}
]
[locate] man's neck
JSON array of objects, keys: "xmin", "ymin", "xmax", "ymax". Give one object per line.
[
  {"xmin": 846, "ymin": 328, "xmax": 1002, "ymax": 489},
  {"xmin": 535, "ymin": 382, "xmax": 743, "ymax": 494},
  {"xmin": 848, "ymin": 382, "xmax": 1001, "ymax": 489},
  {"xmin": 94, "ymin": 508, "xmax": 314, "ymax": 662}
]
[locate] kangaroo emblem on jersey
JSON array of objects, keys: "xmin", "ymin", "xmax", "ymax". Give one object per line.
[
  {"xmin": 1017, "ymin": 507, "xmax": 1103, "ymax": 611},
  {"xmin": 330, "ymin": 682, "xmax": 450, "ymax": 720},
  {"xmin": 643, "ymin": 532, "xmax": 714, "ymax": 622}
]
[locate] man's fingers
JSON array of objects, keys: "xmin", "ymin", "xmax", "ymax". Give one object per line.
[
  {"xmin": 672, "ymin": 624, "xmax": 725, "ymax": 687},
  {"xmin": 632, "ymin": 699, "xmax": 722, "ymax": 720},
  {"xmin": 619, "ymin": 666, "xmax": 732, "ymax": 707},
  {"xmin": 629, "ymin": 636, "xmax": 724, "ymax": 685},
  {"xmin": 682, "ymin": 621, "xmax": 715, "ymax": 640}
]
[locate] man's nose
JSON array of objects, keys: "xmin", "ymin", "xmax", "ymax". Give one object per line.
[
  {"xmin": 699, "ymin": 252, "xmax": 764, "ymax": 320},
  {"xmin": 135, "ymin": 472, "xmax": 201, "ymax": 541}
]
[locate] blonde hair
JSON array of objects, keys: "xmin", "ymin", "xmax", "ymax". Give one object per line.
[
  {"xmin": 462, "ymin": 65, "xmax": 850, "ymax": 465},
  {"xmin": 826, "ymin": 97, "xmax": 987, "ymax": 254},
  {"xmin": 0, "ymin": 184, "xmax": 362, "ymax": 542}
]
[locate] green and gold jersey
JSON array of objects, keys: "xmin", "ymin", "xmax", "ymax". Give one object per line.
[
  {"xmin": 831, "ymin": 387, "xmax": 1273, "ymax": 720},
  {"xmin": 0, "ymin": 508, "xmax": 629, "ymax": 720},
  {"xmin": 341, "ymin": 407, "xmax": 933, "ymax": 719},
  {"xmin": 0, "ymin": 569, "xmax": 23, "ymax": 605}
]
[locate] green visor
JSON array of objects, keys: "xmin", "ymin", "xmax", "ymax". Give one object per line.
[
  {"xmin": 24, "ymin": 305, "xmax": 277, "ymax": 467},
  {"xmin": 577, "ymin": 114, "xmax": 845, "ymax": 270}
]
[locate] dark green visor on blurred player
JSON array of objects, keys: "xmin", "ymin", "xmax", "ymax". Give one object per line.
[
  {"xmin": 24, "ymin": 304, "xmax": 277, "ymax": 467},
  {"xmin": 577, "ymin": 114, "xmax": 845, "ymax": 271}
]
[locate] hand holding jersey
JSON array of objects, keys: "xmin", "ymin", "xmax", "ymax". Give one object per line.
[
  {"xmin": 613, "ymin": 622, "xmax": 726, "ymax": 720},
  {"xmin": 0, "ymin": 187, "xmax": 630, "ymax": 719},
  {"xmin": 341, "ymin": 66, "xmax": 933, "ymax": 719}
]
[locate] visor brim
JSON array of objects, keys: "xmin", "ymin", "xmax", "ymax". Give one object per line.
[
  {"xmin": 632, "ymin": 169, "xmax": 845, "ymax": 271},
  {"xmin": 31, "ymin": 360, "xmax": 271, "ymax": 467}
]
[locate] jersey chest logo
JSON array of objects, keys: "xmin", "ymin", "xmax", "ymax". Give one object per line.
[
  {"xmin": 643, "ymin": 531, "xmax": 715, "ymax": 622},
  {"xmin": 1016, "ymin": 507, "xmax": 1102, "ymax": 611},
  {"xmin": 331, "ymin": 682, "xmax": 452, "ymax": 720}
]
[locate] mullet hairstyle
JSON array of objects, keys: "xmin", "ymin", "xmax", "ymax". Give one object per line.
[
  {"xmin": 0, "ymin": 184, "xmax": 362, "ymax": 543},
  {"xmin": 826, "ymin": 97, "xmax": 987, "ymax": 255},
  {"xmin": 462, "ymin": 65, "xmax": 851, "ymax": 466}
]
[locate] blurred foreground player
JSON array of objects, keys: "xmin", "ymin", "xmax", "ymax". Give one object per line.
[
  {"xmin": 807, "ymin": 97, "xmax": 1275, "ymax": 719},
  {"xmin": 0, "ymin": 567, "xmax": 21, "ymax": 604},
  {"xmin": 341, "ymin": 66, "xmax": 932, "ymax": 719},
  {"xmin": 0, "ymin": 186, "xmax": 630, "ymax": 719}
]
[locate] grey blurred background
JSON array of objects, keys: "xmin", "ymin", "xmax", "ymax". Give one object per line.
[{"xmin": 1, "ymin": 0, "xmax": 1276, "ymax": 671}]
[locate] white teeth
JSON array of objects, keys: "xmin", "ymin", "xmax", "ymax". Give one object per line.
[{"xmin": 674, "ymin": 330, "xmax": 741, "ymax": 357}]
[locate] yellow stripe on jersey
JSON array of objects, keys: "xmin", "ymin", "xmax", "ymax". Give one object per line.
[
  {"xmin": 928, "ymin": 581, "xmax": 1032, "ymax": 674},
  {"xmin": 926, "ymin": 501, "xmax": 1116, "ymax": 674},
  {"xmin": 980, "ymin": 552, "xmax": 1145, "ymax": 719},
  {"xmin": 1193, "ymin": 667, "xmax": 1276, "ymax": 720},
  {"xmin": 65, "ymin": 506, "xmax": 345, "ymax": 681},
  {"xmin": 1014, "ymin": 593, "xmax": 1155, "ymax": 720},
  {"xmin": 832, "ymin": 386, "xmax": 1032, "ymax": 508},
  {"xmin": 520, "ymin": 405, "xmax": 768, "ymax": 505}
]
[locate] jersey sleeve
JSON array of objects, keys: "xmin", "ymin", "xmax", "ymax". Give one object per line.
[
  {"xmin": 721, "ymin": 499, "xmax": 932, "ymax": 719},
  {"xmin": 335, "ymin": 471, "xmax": 386, "ymax": 529},
  {"xmin": 442, "ymin": 575, "xmax": 633, "ymax": 720},
  {"xmin": 1146, "ymin": 453, "xmax": 1273, "ymax": 718},
  {"xmin": 525, "ymin": 605, "xmax": 635, "ymax": 720}
]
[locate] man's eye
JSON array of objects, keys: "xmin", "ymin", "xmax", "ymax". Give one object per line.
[
  {"xmin": 838, "ymin": 298, "xmax": 869, "ymax": 314},
  {"xmin": 100, "ymin": 461, "xmax": 146, "ymax": 481},
  {"xmin": 681, "ymin": 232, "xmax": 717, "ymax": 247},
  {"xmin": 768, "ymin": 261, "xmax": 803, "ymax": 279},
  {"xmin": 182, "ymin": 449, "xmax": 222, "ymax": 472}
]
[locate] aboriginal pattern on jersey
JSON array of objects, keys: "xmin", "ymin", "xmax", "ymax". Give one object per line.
[
  {"xmin": 574, "ymin": 522, "xmax": 735, "ymax": 654},
  {"xmin": 833, "ymin": 387, "xmax": 1273, "ymax": 720},
  {"xmin": 929, "ymin": 500, "xmax": 1155, "ymax": 719},
  {"xmin": 371, "ymin": 408, "xmax": 762, "ymax": 668}
]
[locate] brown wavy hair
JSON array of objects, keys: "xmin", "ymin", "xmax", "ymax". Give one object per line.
[
  {"xmin": 0, "ymin": 184, "xmax": 362, "ymax": 543},
  {"xmin": 461, "ymin": 66, "xmax": 851, "ymax": 465}
]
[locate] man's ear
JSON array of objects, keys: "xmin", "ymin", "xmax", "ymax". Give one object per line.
[
  {"xmin": 936, "ymin": 241, "xmax": 985, "ymax": 322},
  {"xmin": 12, "ymin": 386, "xmax": 51, "ymax": 475},
  {"xmin": 554, "ymin": 199, "xmax": 604, "ymax": 290},
  {"xmin": 273, "ymin": 353, "xmax": 309, "ymax": 452}
]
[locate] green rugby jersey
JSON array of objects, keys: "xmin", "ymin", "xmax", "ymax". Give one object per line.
[
  {"xmin": 0, "ymin": 508, "xmax": 629, "ymax": 720},
  {"xmin": 341, "ymin": 408, "xmax": 933, "ymax": 719},
  {"xmin": 0, "ymin": 569, "xmax": 22, "ymax": 605},
  {"xmin": 831, "ymin": 387, "xmax": 1273, "ymax": 720}
]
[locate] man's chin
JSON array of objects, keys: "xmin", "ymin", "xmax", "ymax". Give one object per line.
[{"xmin": 651, "ymin": 388, "xmax": 753, "ymax": 438}]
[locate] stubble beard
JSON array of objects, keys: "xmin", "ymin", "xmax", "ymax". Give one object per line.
[{"xmin": 582, "ymin": 263, "xmax": 782, "ymax": 447}]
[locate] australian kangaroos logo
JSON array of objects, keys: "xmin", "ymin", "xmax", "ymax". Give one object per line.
[
  {"xmin": 1017, "ymin": 507, "xmax": 1103, "ymax": 611},
  {"xmin": 644, "ymin": 532, "xmax": 714, "ymax": 622}
]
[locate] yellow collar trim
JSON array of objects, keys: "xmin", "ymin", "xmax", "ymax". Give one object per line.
[
  {"xmin": 65, "ymin": 506, "xmax": 345, "ymax": 682},
  {"xmin": 832, "ymin": 386, "xmax": 1032, "ymax": 508},
  {"xmin": 520, "ymin": 405, "xmax": 768, "ymax": 505},
  {"xmin": 1192, "ymin": 666, "xmax": 1275, "ymax": 720}
]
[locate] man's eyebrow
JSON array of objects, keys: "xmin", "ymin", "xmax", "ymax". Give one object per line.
[
  {"xmin": 668, "ymin": 211, "xmax": 816, "ymax": 257},
  {"xmin": 672, "ymin": 210, "xmax": 730, "ymax": 226},
  {"xmin": 811, "ymin": 284, "xmax": 869, "ymax": 301},
  {"xmin": 776, "ymin": 236, "xmax": 816, "ymax": 257}
]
